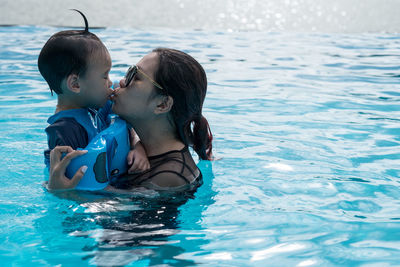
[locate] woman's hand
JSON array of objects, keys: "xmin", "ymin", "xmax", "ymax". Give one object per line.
[
  {"xmin": 48, "ymin": 146, "xmax": 88, "ymax": 190},
  {"xmin": 127, "ymin": 142, "xmax": 150, "ymax": 174}
]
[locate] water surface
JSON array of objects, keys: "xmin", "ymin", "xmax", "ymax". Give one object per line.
[{"xmin": 0, "ymin": 26, "xmax": 399, "ymax": 266}]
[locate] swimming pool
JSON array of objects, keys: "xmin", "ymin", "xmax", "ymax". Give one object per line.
[{"xmin": 0, "ymin": 25, "xmax": 399, "ymax": 266}]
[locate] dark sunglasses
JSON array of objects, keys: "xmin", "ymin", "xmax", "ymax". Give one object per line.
[{"xmin": 124, "ymin": 65, "xmax": 164, "ymax": 90}]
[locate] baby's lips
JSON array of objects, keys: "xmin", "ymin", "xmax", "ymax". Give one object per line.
[{"xmin": 107, "ymin": 86, "xmax": 115, "ymax": 96}]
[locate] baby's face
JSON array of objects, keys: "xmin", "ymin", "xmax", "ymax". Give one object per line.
[{"xmin": 79, "ymin": 49, "xmax": 113, "ymax": 109}]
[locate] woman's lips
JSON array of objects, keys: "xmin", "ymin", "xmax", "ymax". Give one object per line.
[{"xmin": 108, "ymin": 87, "xmax": 119, "ymax": 101}]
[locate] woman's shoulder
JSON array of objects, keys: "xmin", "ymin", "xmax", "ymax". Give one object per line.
[{"xmin": 143, "ymin": 146, "xmax": 201, "ymax": 189}]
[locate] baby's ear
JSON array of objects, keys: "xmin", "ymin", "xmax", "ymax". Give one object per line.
[
  {"xmin": 154, "ymin": 96, "xmax": 173, "ymax": 115},
  {"xmin": 65, "ymin": 74, "xmax": 81, "ymax": 93}
]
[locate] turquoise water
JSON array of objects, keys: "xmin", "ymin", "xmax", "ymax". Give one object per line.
[{"xmin": 1, "ymin": 25, "xmax": 400, "ymax": 266}]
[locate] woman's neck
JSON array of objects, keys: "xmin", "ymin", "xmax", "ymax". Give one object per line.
[{"xmin": 130, "ymin": 117, "xmax": 185, "ymax": 157}]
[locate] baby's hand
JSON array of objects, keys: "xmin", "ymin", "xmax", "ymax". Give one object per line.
[{"xmin": 126, "ymin": 142, "xmax": 150, "ymax": 174}]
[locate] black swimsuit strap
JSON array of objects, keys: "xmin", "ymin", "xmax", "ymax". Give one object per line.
[
  {"xmin": 136, "ymin": 157, "xmax": 197, "ymax": 186},
  {"xmin": 137, "ymin": 170, "xmax": 192, "ymax": 186},
  {"xmin": 111, "ymin": 146, "xmax": 201, "ymax": 190}
]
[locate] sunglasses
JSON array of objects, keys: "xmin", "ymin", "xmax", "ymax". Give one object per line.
[{"xmin": 124, "ymin": 65, "xmax": 164, "ymax": 91}]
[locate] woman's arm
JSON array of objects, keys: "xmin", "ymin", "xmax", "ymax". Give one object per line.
[
  {"xmin": 47, "ymin": 146, "xmax": 88, "ymax": 190},
  {"xmin": 126, "ymin": 128, "xmax": 150, "ymax": 173}
]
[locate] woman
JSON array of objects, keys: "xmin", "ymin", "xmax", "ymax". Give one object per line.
[{"xmin": 48, "ymin": 48, "xmax": 213, "ymax": 192}]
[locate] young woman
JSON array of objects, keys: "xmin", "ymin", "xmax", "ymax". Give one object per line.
[{"xmin": 48, "ymin": 48, "xmax": 213, "ymax": 192}]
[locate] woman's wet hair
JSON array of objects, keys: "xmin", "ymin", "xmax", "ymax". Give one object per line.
[
  {"xmin": 152, "ymin": 48, "xmax": 213, "ymax": 160},
  {"xmin": 37, "ymin": 10, "xmax": 108, "ymax": 95}
]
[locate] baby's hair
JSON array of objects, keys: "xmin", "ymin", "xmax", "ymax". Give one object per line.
[
  {"xmin": 70, "ymin": 9, "xmax": 89, "ymax": 33},
  {"xmin": 38, "ymin": 10, "xmax": 108, "ymax": 95}
]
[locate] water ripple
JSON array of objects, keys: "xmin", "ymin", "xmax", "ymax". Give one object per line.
[{"xmin": 1, "ymin": 26, "xmax": 400, "ymax": 265}]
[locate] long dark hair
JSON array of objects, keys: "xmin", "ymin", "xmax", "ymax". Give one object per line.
[{"xmin": 152, "ymin": 48, "xmax": 213, "ymax": 160}]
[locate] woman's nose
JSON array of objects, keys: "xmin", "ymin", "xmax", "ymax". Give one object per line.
[{"xmin": 120, "ymin": 78, "xmax": 126, "ymax": 88}]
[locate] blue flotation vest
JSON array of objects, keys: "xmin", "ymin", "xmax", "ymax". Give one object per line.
[{"xmin": 65, "ymin": 115, "xmax": 130, "ymax": 190}]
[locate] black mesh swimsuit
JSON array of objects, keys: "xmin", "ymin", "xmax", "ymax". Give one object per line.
[{"xmin": 110, "ymin": 146, "xmax": 203, "ymax": 191}]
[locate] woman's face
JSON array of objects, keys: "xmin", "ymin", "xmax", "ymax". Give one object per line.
[{"xmin": 112, "ymin": 52, "xmax": 161, "ymax": 122}]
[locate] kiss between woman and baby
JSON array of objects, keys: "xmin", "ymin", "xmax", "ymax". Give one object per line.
[{"xmin": 38, "ymin": 10, "xmax": 213, "ymax": 194}]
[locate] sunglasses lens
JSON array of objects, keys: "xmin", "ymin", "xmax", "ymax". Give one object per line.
[{"xmin": 125, "ymin": 66, "xmax": 136, "ymax": 86}]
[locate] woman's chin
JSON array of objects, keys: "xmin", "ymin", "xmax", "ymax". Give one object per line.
[{"xmin": 112, "ymin": 106, "xmax": 126, "ymax": 120}]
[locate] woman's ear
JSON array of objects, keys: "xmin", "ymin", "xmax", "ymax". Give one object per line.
[
  {"xmin": 154, "ymin": 96, "xmax": 174, "ymax": 115},
  {"xmin": 65, "ymin": 74, "xmax": 81, "ymax": 93}
]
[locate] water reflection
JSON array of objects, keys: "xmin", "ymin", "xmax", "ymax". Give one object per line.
[
  {"xmin": 85, "ymin": 197, "xmax": 194, "ymax": 266},
  {"xmin": 35, "ymin": 161, "xmax": 216, "ymax": 266}
]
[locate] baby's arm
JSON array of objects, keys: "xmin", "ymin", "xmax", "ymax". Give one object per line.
[{"xmin": 126, "ymin": 128, "xmax": 150, "ymax": 173}]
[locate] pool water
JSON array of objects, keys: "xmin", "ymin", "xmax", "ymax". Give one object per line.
[{"xmin": 1, "ymin": 25, "xmax": 399, "ymax": 266}]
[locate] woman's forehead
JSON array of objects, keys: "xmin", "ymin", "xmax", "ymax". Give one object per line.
[{"xmin": 137, "ymin": 52, "xmax": 158, "ymax": 74}]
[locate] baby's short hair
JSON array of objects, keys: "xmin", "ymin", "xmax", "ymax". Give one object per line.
[{"xmin": 38, "ymin": 10, "xmax": 107, "ymax": 95}]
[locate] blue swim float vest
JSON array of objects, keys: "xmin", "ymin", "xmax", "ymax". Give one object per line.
[{"xmin": 65, "ymin": 115, "xmax": 130, "ymax": 191}]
